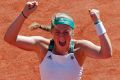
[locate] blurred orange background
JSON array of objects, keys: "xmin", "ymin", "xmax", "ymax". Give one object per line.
[{"xmin": 0, "ymin": 0, "xmax": 120, "ymax": 80}]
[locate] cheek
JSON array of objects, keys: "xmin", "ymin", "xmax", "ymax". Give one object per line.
[
  {"xmin": 66, "ymin": 37, "xmax": 71, "ymax": 43},
  {"xmin": 52, "ymin": 35, "xmax": 59, "ymax": 44},
  {"xmin": 66, "ymin": 35, "xmax": 72, "ymax": 40}
]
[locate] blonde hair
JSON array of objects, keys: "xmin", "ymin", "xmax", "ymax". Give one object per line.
[
  {"xmin": 28, "ymin": 12, "xmax": 74, "ymax": 31},
  {"xmin": 29, "ymin": 13, "xmax": 75, "ymax": 51},
  {"xmin": 52, "ymin": 13, "xmax": 73, "ymax": 21},
  {"xmin": 28, "ymin": 22, "xmax": 51, "ymax": 31}
]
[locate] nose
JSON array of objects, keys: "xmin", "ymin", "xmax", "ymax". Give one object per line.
[{"xmin": 59, "ymin": 34, "xmax": 65, "ymax": 42}]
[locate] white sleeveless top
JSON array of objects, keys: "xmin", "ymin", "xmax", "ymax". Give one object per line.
[{"xmin": 39, "ymin": 51, "xmax": 83, "ymax": 80}]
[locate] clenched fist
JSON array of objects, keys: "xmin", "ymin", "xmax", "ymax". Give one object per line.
[
  {"xmin": 89, "ymin": 9, "xmax": 101, "ymax": 24},
  {"xmin": 22, "ymin": 1, "xmax": 38, "ymax": 18}
]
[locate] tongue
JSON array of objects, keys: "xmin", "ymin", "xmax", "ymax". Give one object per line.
[{"xmin": 59, "ymin": 41, "xmax": 66, "ymax": 46}]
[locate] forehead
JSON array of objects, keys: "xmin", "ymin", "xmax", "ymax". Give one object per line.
[{"xmin": 53, "ymin": 24, "xmax": 71, "ymax": 31}]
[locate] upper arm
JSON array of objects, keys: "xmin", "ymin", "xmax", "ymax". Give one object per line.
[
  {"xmin": 8, "ymin": 35, "xmax": 49, "ymax": 52},
  {"xmin": 76, "ymin": 40, "xmax": 103, "ymax": 59}
]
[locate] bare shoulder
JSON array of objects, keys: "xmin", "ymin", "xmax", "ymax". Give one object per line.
[
  {"xmin": 30, "ymin": 36, "xmax": 51, "ymax": 62},
  {"xmin": 31, "ymin": 36, "xmax": 50, "ymax": 51},
  {"xmin": 73, "ymin": 39, "xmax": 88, "ymax": 66}
]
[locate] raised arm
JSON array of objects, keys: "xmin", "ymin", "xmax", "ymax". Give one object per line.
[
  {"xmin": 4, "ymin": 1, "xmax": 49, "ymax": 53},
  {"xmin": 77, "ymin": 9, "xmax": 112, "ymax": 59}
]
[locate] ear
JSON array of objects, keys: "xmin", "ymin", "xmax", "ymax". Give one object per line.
[{"xmin": 70, "ymin": 30, "xmax": 74, "ymax": 38}]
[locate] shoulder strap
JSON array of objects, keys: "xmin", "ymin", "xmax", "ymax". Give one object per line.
[
  {"xmin": 48, "ymin": 39, "xmax": 54, "ymax": 51},
  {"xmin": 68, "ymin": 40, "xmax": 74, "ymax": 53}
]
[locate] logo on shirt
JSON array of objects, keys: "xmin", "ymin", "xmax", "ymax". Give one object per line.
[{"xmin": 47, "ymin": 55, "xmax": 52, "ymax": 60}]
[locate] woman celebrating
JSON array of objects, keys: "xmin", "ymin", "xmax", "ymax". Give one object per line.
[{"xmin": 4, "ymin": 1, "xmax": 112, "ymax": 80}]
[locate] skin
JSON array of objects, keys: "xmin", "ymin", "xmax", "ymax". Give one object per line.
[
  {"xmin": 4, "ymin": 1, "xmax": 112, "ymax": 68},
  {"xmin": 51, "ymin": 24, "xmax": 72, "ymax": 55}
]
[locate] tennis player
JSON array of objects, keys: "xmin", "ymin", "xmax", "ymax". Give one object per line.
[{"xmin": 4, "ymin": 1, "xmax": 112, "ymax": 80}]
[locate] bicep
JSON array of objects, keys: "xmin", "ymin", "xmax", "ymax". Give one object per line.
[
  {"xmin": 78, "ymin": 40, "xmax": 102, "ymax": 59},
  {"xmin": 12, "ymin": 35, "xmax": 49, "ymax": 51},
  {"xmin": 14, "ymin": 35, "xmax": 38, "ymax": 51}
]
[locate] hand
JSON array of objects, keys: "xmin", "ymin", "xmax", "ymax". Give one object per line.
[
  {"xmin": 22, "ymin": 1, "xmax": 38, "ymax": 17},
  {"xmin": 89, "ymin": 9, "xmax": 101, "ymax": 24}
]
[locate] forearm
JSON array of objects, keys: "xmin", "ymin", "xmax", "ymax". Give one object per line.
[
  {"xmin": 95, "ymin": 20, "xmax": 112, "ymax": 58},
  {"xmin": 4, "ymin": 12, "xmax": 26, "ymax": 43},
  {"xmin": 94, "ymin": 20, "xmax": 112, "ymax": 58},
  {"xmin": 99, "ymin": 33, "xmax": 112, "ymax": 58},
  {"xmin": 87, "ymin": 9, "xmax": 112, "ymax": 58}
]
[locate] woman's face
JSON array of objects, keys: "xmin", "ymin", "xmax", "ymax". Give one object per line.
[{"xmin": 51, "ymin": 24, "xmax": 72, "ymax": 52}]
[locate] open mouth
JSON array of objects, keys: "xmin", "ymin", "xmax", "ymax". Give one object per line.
[{"xmin": 59, "ymin": 41, "xmax": 66, "ymax": 46}]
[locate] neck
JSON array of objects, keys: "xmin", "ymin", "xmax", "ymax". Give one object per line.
[{"xmin": 53, "ymin": 48, "xmax": 68, "ymax": 55}]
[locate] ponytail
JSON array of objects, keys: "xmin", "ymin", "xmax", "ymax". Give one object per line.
[{"xmin": 28, "ymin": 22, "xmax": 51, "ymax": 31}]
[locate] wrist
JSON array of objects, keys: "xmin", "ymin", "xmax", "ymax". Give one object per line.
[
  {"xmin": 94, "ymin": 19, "xmax": 101, "ymax": 24},
  {"xmin": 95, "ymin": 21, "xmax": 106, "ymax": 36},
  {"xmin": 21, "ymin": 11, "xmax": 28, "ymax": 19}
]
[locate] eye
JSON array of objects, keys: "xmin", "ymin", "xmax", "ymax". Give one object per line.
[
  {"xmin": 55, "ymin": 31, "xmax": 60, "ymax": 35},
  {"xmin": 63, "ymin": 31, "xmax": 69, "ymax": 35}
]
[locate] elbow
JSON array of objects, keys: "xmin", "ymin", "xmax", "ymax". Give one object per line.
[
  {"xmin": 4, "ymin": 35, "xmax": 15, "ymax": 44},
  {"xmin": 108, "ymin": 48, "xmax": 113, "ymax": 58},
  {"xmin": 4, "ymin": 34, "xmax": 9, "ymax": 42},
  {"xmin": 103, "ymin": 48, "xmax": 113, "ymax": 59},
  {"xmin": 4, "ymin": 36, "xmax": 11, "ymax": 44},
  {"xmin": 106, "ymin": 52, "xmax": 112, "ymax": 58},
  {"xmin": 100, "ymin": 47, "xmax": 112, "ymax": 59},
  {"xmin": 104, "ymin": 54, "xmax": 112, "ymax": 59},
  {"xmin": 104, "ymin": 43, "xmax": 113, "ymax": 58},
  {"xmin": 108, "ymin": 46, "xmax": 113, "ymax": 58},
  {"xmin": 101, "ymin": 54, "xmax": 112, "ymax": 59}
]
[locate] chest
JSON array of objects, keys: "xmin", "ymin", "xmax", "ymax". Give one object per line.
[{"xmin": 39, "ymin": 52, "xmax": 83, "ymax": 80}]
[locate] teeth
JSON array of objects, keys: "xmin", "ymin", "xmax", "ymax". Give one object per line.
[{"xmin": 59, "ymin": 41, "xmax": 66, "ymax": 46}]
